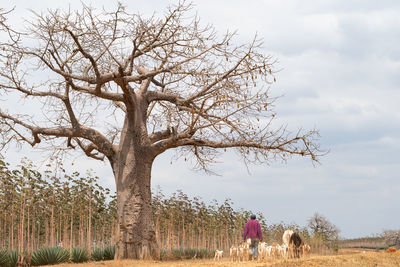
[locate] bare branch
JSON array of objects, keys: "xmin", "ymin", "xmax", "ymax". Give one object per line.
[
  {"xmin": 74, "ymin": 138, "xmax": 105, "ymax": 161},
  {"xmin": 0, "ymin": 110, "xmax": 115, "ymax": 159},
  {"xmin": 0, "ymin": 1, "xmax": 324, "ymax": 173}
]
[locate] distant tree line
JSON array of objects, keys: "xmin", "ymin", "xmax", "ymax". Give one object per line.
[
  {"xmin": 0, "ymin": 157, "xmax": 117, "ymax": 254},
  {"xmin": 152, "ymin": 188, "xmax": 269, "ymax": 252},
  {"xmin": 382, "ymin": 230, "xmax": 400, "ymax": 250},
  {"xmin": 0, "ymin": 156, "xmax": 341, "ymax": 254}
]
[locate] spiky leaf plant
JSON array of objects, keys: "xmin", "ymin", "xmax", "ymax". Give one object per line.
[
  {"xmin": 103, "ymin": 246, "xmax": 115, "ymax": 260},
  {"xmin": 71, "ymin": 247, "xmax": 89, "ymax": 263},
  {"xmin": 91, "ymin": 248, "xmax": 104, "ymax": 261},
  {"xmin": 31, "ymin": 247, "xmax": 69, "ymax": 266},
  {"xmin": 8, "ymin": 250, "xmax": 18, "ymax": 267},
  {"xmin": 0, "ymin": 250, "xmax": 10, "ymax": 267}
]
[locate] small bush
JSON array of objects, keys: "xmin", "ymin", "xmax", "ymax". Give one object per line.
[
  {"xmin": 160, "ymin": 248, "xmax": 214, "ymax": 261},
  {"xmin": 71, "ymin": 247, "xmax": 89, "ymax": 263},
  {"xmin": 31, "ymin": 247, "xmax": 69, "ymax": 266},
  {"xmin": 91, "ymin": 248, "xmax": 104, "ymax": 261},
  {"xmin": 197, "ymin": 248, "xmax": 214, "ymax": 259},
  {"xmin": 103, "ymin": 246, "xmax": 115, "ymax": 260},
  {"xmin": 171, "ymin": 249, "xmax": 183, "ymax": 259},
  {"xmin": 183, "ymin": 249, "xmax": 198, "ymax": 259}
]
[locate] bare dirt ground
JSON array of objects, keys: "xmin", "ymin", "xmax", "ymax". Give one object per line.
[{"xmin": 49, "ymin": 250, "xmax": 400, "ymax": 267}]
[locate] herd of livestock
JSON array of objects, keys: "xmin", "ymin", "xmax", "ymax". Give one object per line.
[{"xmin": 214, "ymin": 230, "xmax": 311, "ymax": 261}]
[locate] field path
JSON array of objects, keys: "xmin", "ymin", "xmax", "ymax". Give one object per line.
[{"xmin": 48, "ymin": 251, "xmax": 400, "ymax": 267}]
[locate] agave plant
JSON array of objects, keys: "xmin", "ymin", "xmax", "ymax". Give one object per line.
[
  {"xmin": 0, "ymin": 250, "xmax": 10, "ymax": 267},
  {"xmin": 71, "ymin": 247, "xmax": 89, "ymax": 263},
  {"xmin": 31, "ymin": 247, "xmax": 69, "ymax": 266},
  {"xmin": 91, "ymin": 248, "xmax": 104, "ymax": 261},
  {"xmin": 103, "ymin": 246, "xmax": 115, "ymax": 260},
  {"xmin": 8, "ymin": 250, "xmax": 18, "ymax": 267}
]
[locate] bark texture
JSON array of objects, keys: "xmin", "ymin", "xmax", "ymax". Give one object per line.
[{"xmin": 113, "ymin": 130, "xmax": 159, "ymax": 260}]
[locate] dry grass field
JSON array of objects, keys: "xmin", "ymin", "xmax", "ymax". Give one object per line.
[{"xmin": 47, "ymin": 250, "xmax": 400, "ymax": 267}]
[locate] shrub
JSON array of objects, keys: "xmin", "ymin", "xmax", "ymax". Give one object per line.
[
  {"xmin": 184, "ymin": 249, "xmax": 199, "ymax": 259},
  {"xmin": 160, "ymin": 248, "xmax": 214, "ymax": 261},
  {"xmin": 91, "ymin": 248, "xmax": 104, "ymax": 261},
  {"xmin": 31, "ymin": 247, "xmax": 70, "ymax": 266},
  {"xmin": 197, "ymin": 248, "xmax": 214, "ymax": 259},
  {"xmin": 171, "ymin": 249, "xmax": 183, "ymax": 259},
  {"xmin": 71, "ymin": 247, "xmax": 89, "ymax": 263},
  {"xmin": 103, "ymin": 246, "xmax": 115, "ymax": 260}
]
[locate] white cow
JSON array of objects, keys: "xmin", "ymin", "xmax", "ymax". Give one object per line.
[{"xmin": 282, "ymin": 229, "xmax": 294, "ymax": 246}]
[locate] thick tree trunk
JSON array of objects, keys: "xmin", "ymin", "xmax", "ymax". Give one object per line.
[{"xmin": 113, "ymin": 145, "xmax": 159, "ymax": 260}]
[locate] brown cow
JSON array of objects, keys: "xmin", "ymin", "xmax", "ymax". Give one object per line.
[{"xmin": 289, "ymin": 232, "xmax": 302, "ymax": 258}]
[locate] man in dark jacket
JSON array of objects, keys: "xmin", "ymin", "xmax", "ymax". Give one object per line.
[{"xmin": 243, "ymin": 214, "xmax": 262, "ymax": 260}]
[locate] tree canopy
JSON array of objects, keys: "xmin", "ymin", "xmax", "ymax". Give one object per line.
[{"xmin": 0, "ymin": 2, "xmax": 322, "ymax": 170}]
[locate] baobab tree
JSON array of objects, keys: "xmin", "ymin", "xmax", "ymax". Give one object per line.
[
  {"xmin": 308, "ymin": 213, "xmax": 340, "ymax": 242},
  {"xmin": 0, "ymin": 2, "xmax": 323, "ymax": 260}
]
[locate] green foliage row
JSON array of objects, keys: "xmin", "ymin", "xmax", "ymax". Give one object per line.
[
  {"xmin": 343, "ymin": 245, "xmax": 390, "ymax": 250},
  {"xmin": 0, "ymin": 246, "xmax": 115, "ymax": 267}
]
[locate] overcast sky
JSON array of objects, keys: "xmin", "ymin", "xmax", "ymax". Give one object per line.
[{"xmin": 3, "ymin": 0, "xmax": 400, "ymax": 238}]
